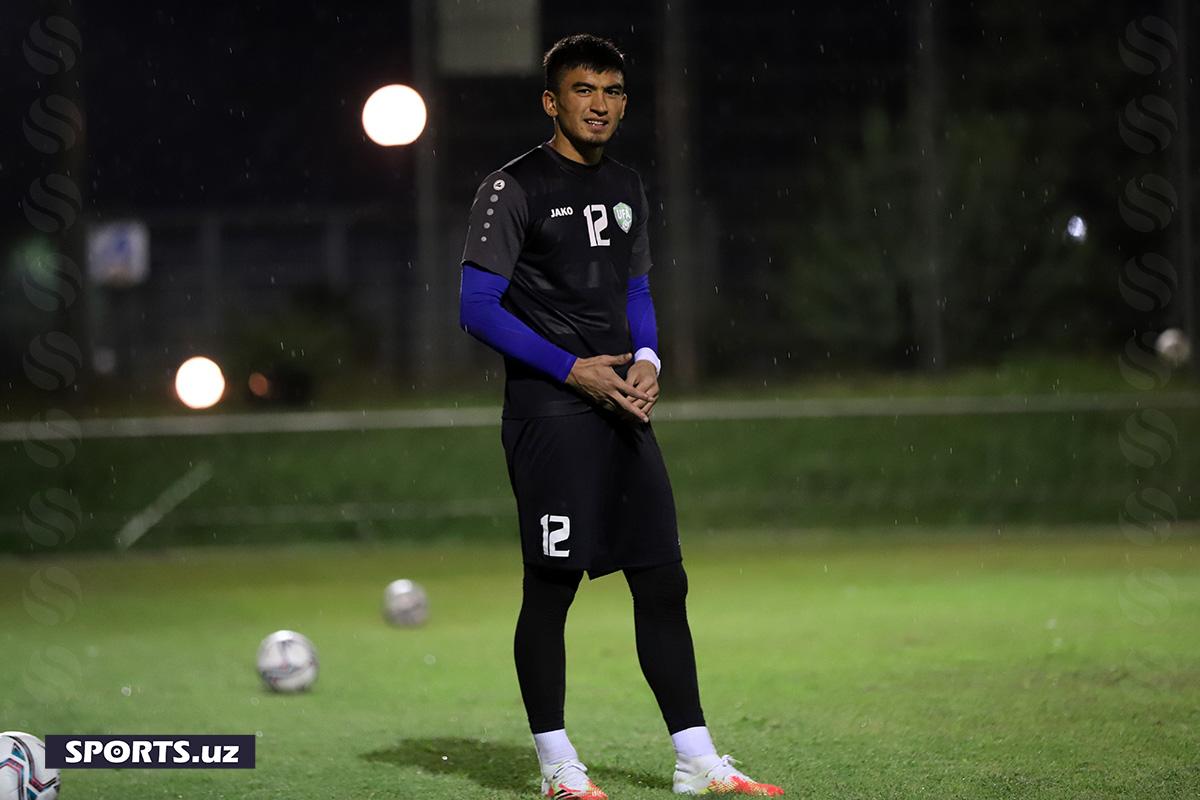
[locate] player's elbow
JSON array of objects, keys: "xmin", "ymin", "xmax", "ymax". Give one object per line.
[
  {"xmin": 459, "ymin": 267, "xmax": 479, "ymax": 334},
  {"xmin": 459, "ymin": 296, "xmax": 479, "ymax": 336},
  {"xmin": 459, "ymin": 290, "xmax": 494, "ymax": 340}
]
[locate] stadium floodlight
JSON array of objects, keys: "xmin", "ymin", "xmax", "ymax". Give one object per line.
[
  {"xmin": 174, "ymin": 356, "xmax": 225, "ymax": 410},
  {"xmin": 362, "ymin": 84, "xmax": 427, "ymax": 146}
]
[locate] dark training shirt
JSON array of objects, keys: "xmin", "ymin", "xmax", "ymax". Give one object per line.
[{"xmin": 462, "ymin": 143, "xmax": 652, "ymax": 419}]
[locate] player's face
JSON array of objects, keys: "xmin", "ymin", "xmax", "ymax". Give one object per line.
[{"xmin": 544, "ymin": 67, "xmax": 627, "ymax": 149}]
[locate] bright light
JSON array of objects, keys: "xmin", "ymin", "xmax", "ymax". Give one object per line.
[
  {"xmin": 248, "ymin": 371, "xmax": 270, "ymax": 398},
  {"xmin": 362, "ymin": 84, "xmax": 427, "ymax": 146},
  {"xmin": 1066, "ymin": 214, "xmax": 1088, "ymax": 243},
  {"xmin": 1155, "ymin": 328, "xmax": 1192, "ymax": 368},
  {"xmin": 175, "ymin": 357, "xmax": 225, "ymax": 410}
]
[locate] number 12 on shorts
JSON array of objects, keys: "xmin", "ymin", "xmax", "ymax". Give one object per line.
[{"xmin": 540, "ymin": 514, "xmax": 571, "ymax": 557}]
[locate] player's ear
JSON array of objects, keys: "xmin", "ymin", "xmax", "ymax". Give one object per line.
[{"xmin": 542, "ymin": 89, "xmax": 558, "ymax": 118}]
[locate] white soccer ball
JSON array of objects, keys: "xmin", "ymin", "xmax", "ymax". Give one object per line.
[
  {"xmin": 256, "ymin": 630, "xmax": 318, "ymax": 692},
  {"xmin": 1155, "ymin": 328, "xmax": 1192, "ymax": 368},
  {"xmin": 383, "ymin": 579, "xmax": 429, "ymax": 627},
  {"xmin": 0, "ymin": 732, "xmax": 59, "ymax": 799}
]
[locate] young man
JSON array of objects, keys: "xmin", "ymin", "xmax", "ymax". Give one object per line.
[{"xmin": 458, "ymin": 34, "xmax": 783, "ymax": 799}]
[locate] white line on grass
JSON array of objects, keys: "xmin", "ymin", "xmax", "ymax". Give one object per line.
[
  {"xmin": 0, "ymin": 497, "xmax": 510, "ymax": 537},
  {"xmin": 151, "ymin": 497, "xmax": 510, "ymax": 527},
  {"xmin": 1, "ymin": 392, "xmax": 1197, "ymax": 441},
  {"xmin": 114, "ymin": 461, "xmax": 214, "ymax": 550}
]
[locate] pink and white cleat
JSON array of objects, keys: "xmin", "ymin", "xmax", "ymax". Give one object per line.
[
  {"xmin": 541, "ymin": 758, "xmax": 608, "ymax": 800},
  {"xmin": 672, "ymin": 753, "xmax": 783, "ymax": 796}
]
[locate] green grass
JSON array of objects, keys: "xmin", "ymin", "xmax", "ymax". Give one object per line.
[
  {"xmin": 3, "ymin": 407, "xmax": 1199, "ymax": 553},
  {"xmin": 2, "ymin": 529, "xmax": 1198, "ymax": 798}
]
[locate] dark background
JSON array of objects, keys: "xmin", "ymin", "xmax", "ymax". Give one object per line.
[{"xmin": 1, "ymin": 0, "xmax": 1194, "ymax": 405}]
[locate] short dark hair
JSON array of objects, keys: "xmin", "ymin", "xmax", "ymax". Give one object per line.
[{"xmin": 543, "ymin": 34, "xmax": 626, "ymax": 92}]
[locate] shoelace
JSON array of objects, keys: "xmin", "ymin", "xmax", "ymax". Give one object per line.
[{"xmin": 706, "ymin": 755, "xmax": 745, "ymax": 781}]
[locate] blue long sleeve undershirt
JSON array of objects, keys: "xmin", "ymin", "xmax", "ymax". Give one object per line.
[
  {"xmin": 459, "ymin": 264, "xmax": 577, "ymax": 382},
  {"xmin": 626, "ymin": 273, "xmax": 658, "ymax": 354},
  {"xmin": 459, "ymin": 264, "xmax": 659, "ymax": 383}
]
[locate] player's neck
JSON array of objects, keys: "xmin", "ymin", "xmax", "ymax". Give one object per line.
[{"xmin": 547, "ymin": 132, "xmax": 604, "ymax": 166}]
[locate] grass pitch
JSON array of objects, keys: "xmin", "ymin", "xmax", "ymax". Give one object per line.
[
  {"xmin": 2, "ymin": 529, "xmax": 1198, "ymax": 799},
  {"xmin": 3, "ymin": 405, "xmax": 1199, "ymax": 553}
]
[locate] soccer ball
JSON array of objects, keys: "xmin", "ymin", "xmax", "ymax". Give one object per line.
[
  {"xmin": 1155, "ymin": 328, "xmax": 1192, "ymax": 368},
  {"xmin": 0, "ymin": 732, "xmax": 59, "ymax": 799},
  {"xmin": 383, "ymin": 579, "xmax": 429, "ymax": 627},
  {"xmin": 256, "ymin": 630, "xmax": 318, "ymax": 692}
]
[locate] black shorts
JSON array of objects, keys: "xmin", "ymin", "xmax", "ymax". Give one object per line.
[{"xmin": 501, "ymin": 410, "xmax": 681, "ymax": 578}]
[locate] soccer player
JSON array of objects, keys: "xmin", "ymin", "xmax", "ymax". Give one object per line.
[{"xmin": 458, "ymin": 34, "xmax": 783, "ymax": 799}]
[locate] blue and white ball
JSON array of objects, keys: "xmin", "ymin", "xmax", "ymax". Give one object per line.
[
  {"xmin": 0, "ymin": 732, "xmax": 59, "ymax": 800},
  {"xmin": 256, "ymin": 630, "xmax": 318, "ymax": 692}
]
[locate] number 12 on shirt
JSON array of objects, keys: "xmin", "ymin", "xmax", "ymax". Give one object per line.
[{"xmin": 584, "ymin": 204, "xmax": 610, "ymax": 247}]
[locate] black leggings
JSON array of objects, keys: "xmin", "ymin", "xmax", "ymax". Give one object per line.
[{"xmin": 514, "ymin": 561, "xmax": 705, "ymax": 734}]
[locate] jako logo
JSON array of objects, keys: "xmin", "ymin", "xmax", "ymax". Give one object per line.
[{"xmin": 550, "ymin": 206, "xmax": 573, "ymax": 218}]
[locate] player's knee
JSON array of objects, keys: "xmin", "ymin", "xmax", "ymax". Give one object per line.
[
  {"xmin": 522, "ymin": 564, "xmax": 583, "ymax": 613},
  {"xmin": 626, "ymin": 561, "xmax": 688, "ymax": 609}
]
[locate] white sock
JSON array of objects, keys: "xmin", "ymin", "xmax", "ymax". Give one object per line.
[
  {"xmin": 533, "ymin": 729, "xmax": 578, "ymax": 769},
  {"xmin": 671, "ymin": 725, "xmax": 717, "ymax": 760}
]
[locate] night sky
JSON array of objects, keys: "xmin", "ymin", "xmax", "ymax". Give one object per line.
[
  {"xmin": 5, "ymin": 2, "xmax": 923, "ymax": 211},
  {"xmin": 4, "ymin": 1, "xmax": 1174, "ymax": 214},
  {"xmin": 2, "ymin": 0, "xmax": 1187, "ymax": 379}
]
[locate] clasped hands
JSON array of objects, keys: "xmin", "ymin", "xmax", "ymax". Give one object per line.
[{"xmin": 565, "ymin": 353, "xmax": 660, "ymax": 423}]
